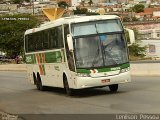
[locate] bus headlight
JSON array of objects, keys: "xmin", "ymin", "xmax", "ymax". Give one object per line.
[
  {"xmin": 120, "ymin": 67, "xmax": 130, "ymax": 73},
  {"xmin": 76, "ymin": 73, "xmax": 91, "ymax": 77}
]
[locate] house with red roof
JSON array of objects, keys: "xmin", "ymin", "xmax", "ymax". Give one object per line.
[{"xmin": 135, "ymin": 7, "xmax": 160, "ymax": 20}]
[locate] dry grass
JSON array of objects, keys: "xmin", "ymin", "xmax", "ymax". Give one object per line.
[{"xmin": 129, "ymin": 55, "xmax": 152, "ymax": 61}]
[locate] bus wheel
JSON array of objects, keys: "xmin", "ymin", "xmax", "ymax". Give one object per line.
[
  {"xmin": 36, "ymin": 73, "xmax": 44, "ymax": 91},
  {"xmin": 109, "ymin": 84, "xmax": 118, "ymax": 92},
  {"xmin": 33, "ymin": 73, "xmax": 37, "ymax": 85},
  {"xmin": 63, "ymin": 76, "xmax": 73, "ymax": 96}
]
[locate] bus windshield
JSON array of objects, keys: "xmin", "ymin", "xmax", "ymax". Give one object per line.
[
  {"xmin": 74, "ymin": 34, "xmax": 128, "ymax": 68},
  {"xmin": 71, "ymin": 20, "xmax": 128, "ymax": 69},
  {"xmin": 71, "ymin": 19, "xmax": 123, "ymax": 36}
]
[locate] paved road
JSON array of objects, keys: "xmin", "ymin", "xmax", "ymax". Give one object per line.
[{"xmin": 0, "ymin": 71, "xmax": 160, "ymax": 115}]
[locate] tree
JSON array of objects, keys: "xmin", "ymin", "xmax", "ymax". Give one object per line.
[
  {"xmin": 132, "ymin": 4, "xmax": 145, "ymax": 13},
  {"xmin": 0, "ymin": 14, "xmax": 40, "ymax": 57},
  {"xmin": 123, "ymin": 17, "xmax": 131, "ymax": 22},
  {"xmin": 132, "ymin": 17, "xmax": 138, "ymax": 21},
  {"xmin": 24, "ymin": 0, "xmax": 30, "ymax": 2},
  {"xmin": 73, "ymin": 7, "xmax": 88, "ymax": 15},
  {"xmin": 58, "ymin": 1, "xmax": 69, "ymax": 8},
  {"xmin": 125, "ymin": 28, "xmax": 146, "ymax": 59},
  {"xmin": 12, "ymin": 0, "xmax": 21, "ymax": 4},
  {"xmin": 11, "ymin": 0, "xmax": 30, "ymax": 4},
  {"xmin": 128, "ymin": 43, "xmax": 146, "ymax": 57},
  {"xmin": 80, "ymin": 0, "xmax": 85, "ymax": 7},
  {"xmin": 88, "ymin": 0, "xmax": 93, "ymax": 6}
]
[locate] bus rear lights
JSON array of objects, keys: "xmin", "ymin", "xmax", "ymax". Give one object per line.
[{"xmin": 101, "ymin": 79, "xmax": 110, "ymax": 83}]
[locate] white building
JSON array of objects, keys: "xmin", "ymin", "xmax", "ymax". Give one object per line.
[
  {"xmin": 71, "ymin": 0, "xmax": 81, "ymax": 6},
  {"xmin": 138, "ymin": 28, "xmax": 160, "ymax": 58},
  {"xmin": 141, "ymin": 40, "xmax": 160, "ymax": 58},
  {"xmin": 139, "ymin": 29, "xmax": 160, "ymax": 40},
  {"xmin": 153, "ymin": 11, "xmax": 160, "ymax": 17}
]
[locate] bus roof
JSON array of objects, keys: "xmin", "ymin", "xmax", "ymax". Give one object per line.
[{"xmin": 25, "ymin": 15, "xmax": 120, "ymax": 35}]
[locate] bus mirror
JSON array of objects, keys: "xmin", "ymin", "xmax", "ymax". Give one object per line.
[{"xmin": 67, "ymin": 34, "xmax": 73, "ymax": 51}]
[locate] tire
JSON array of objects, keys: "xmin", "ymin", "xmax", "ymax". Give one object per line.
[
  {"xmin": 109, "ymin": 84, "xmax": 118, "ymax": 92},
  {"xmin": 33, "ymin": 73, "xmax": 37, "ymax": 85},
  {"xmin": 63, "ymin": 76, "xmax": 73, "ymax": 96},
  {"xmin": 36, "ymin": 73, "xmax": 44, "ymax": 91}
]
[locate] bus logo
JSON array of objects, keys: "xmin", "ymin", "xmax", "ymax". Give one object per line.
[{"xmin": 26, "ymin": 56, "xmax": 32, "ymax": 63}]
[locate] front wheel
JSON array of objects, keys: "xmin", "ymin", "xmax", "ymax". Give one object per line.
[
  {"xmin": 109, "ymin": 84, "xmax": 118, "ymax": 92},
  {"xmin": 63, "ymin": 76, "xmax": 73, "ymax": 96}
]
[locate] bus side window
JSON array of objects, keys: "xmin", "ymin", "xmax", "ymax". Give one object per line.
[
  {"xmin": 50, "ymin": 28, "xmax": 54, "ymax": 48},
  {"xmin": 35, "ymin": 32, "xmax": 43, "ymax": 51},
  {"xmin": 28, "ymin": 35, "xmax": 35, "ymax": 52},
  {"xmin": 43, "ymin": 30, "xmax": 49, "ymax": 49},
  {"xmin": 50, "ymin": 28, "xmax": 57, "ymax": 49},
  {"xmin": 57, "ymin": 26, "xmax": 64, "ymax": 48},
  {"xmin": 25, "ymin": 35, "xmax": 28, "ymax": 52}
]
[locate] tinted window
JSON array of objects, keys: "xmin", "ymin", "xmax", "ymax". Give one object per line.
[{"xmin": 25, "ymin": 26, "xmax": 64, "ymax": 52}]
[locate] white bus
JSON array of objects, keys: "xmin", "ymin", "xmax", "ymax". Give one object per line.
[{"xmin": 24, "ymin": 15, "xmax": 131, "ymax": 96}]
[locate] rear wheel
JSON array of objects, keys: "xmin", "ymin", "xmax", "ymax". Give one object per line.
[
  {"xmin": 63, "ymin": 75, "xmax": 73, "ymax": 96},
  {"xmin": 36, "ymin": 73, "xmax": 45, "ymax": 91},
  {"xmin": 109, "ymin": 84, "xmax": 118, "ymax": 92},
  {"xmin": 33, "ymin": 73, "xmax": 37, "ymax": 85}
]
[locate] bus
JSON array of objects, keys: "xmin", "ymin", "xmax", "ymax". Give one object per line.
[{"xmin": 24, "ymin": 15, "xmax": 131, "ymax": 96}]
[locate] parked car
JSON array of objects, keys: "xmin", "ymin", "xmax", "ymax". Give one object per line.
[{"xmin": 0, "ymin": 56, "xmax": 12, "ymax": 63}]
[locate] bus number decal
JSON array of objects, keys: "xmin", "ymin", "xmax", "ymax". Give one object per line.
[{"xmin": 111, "ymin": 67, "xmax": 120, "ymax": 71}]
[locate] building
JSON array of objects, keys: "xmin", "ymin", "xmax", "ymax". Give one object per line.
[
  {"xmin": 141, "ymin": 40, "xmax": 160, "ymax": 58},
  {"xmin": 135, "ymin": 7, "xmax": 160, "ymax": 21},
  {"xmin": 139, "ymin": 29, "xmax": 160, "ymax": 39}
]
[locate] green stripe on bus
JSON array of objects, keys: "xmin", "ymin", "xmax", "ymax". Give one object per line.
[
  {"xmin": 120, "ymin": 63, "xmax": 130, "ymax": 69},
  {"xmin": 76, "ymin": 69, "xmax": 91, "ymax": 74},
  {"xmin": 45, "ymin": 51, "xmax": 62, "ymax": 63},
  {"xmin": 25, "ymin": 54, "xmax": 36, "ymax": 64},
  {"xmin": 26, "ymin": 51, "xmax": 63, "ymax": 64},
  {"xmin": 76, "ymin": 63, "xmax": 130, "ymax": 73}
]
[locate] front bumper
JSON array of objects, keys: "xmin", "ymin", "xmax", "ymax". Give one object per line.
[{"xmin": 75, "ymin": 71, "xmax": 131, "ymax": 89}]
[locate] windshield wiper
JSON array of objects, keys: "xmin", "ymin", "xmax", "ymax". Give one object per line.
[{"xmin": 91, "ymin": 47, "xmax": 100, "ymax": 67}]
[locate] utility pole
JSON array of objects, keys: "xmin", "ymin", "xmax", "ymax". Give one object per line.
[
  {"xmin": 30, "ymin": 0, "xmax": 34, "ymax": 15},
  {"xmin": 33, "ymin": 0, "xmax": 35, "ymax": 15}
]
